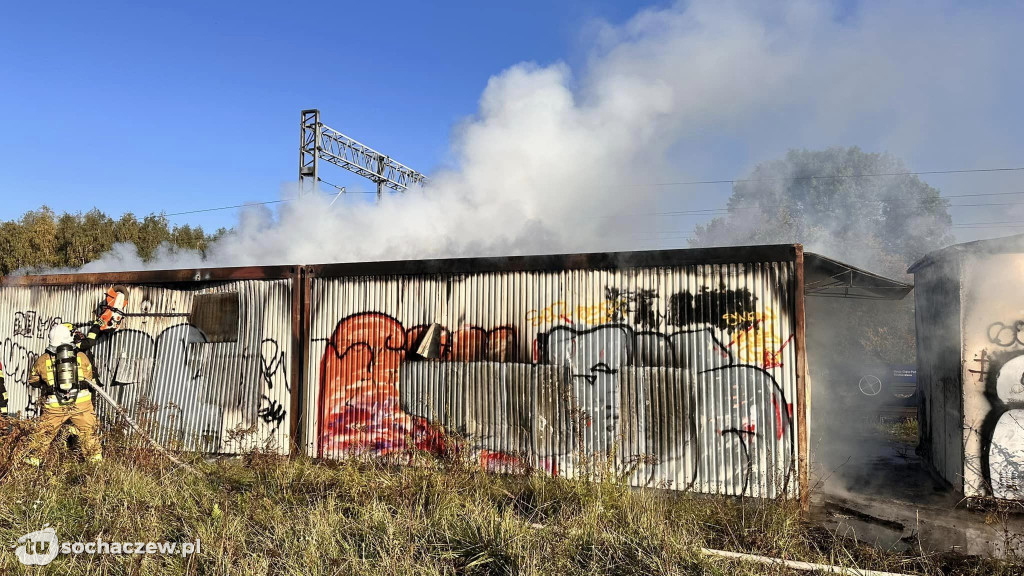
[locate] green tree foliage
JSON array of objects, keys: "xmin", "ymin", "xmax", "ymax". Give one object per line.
[
  {"xmin": 690, "ymin": 147, "xmax": 955, "ymax": 364},
  {"xmin": 0, "ymin": 207, "xmax": 222, "ymax": 275}
]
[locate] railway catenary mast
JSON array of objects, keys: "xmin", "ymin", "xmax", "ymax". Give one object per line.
[{"xmin": 299, "ymin": 109, "xmax": 427, "ymax": 202}]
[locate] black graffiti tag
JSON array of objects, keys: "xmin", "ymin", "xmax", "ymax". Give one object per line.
[
  {"xmin": 987, "ymin": 321, "xmax": 1024, "ymax": 348},
  {"xmin": 1, "ymin": 337, "xmax": 38, "ymax": 385},
  {"xmin": 257, "ymin": 394, "xmax": 286, "ymax": 430},
  {"xmin": 12, "ymin": 311, "xmax": 35, "ymax": 338},
  {"xmin": 605, "ymin": 288, "xmax": 662, "ymax": 328},
  {"xmin": 667, "ymin": 287, "xmax": 758, "ymax": 332},
  {"xmin": 260, "ymin": 338, "xmax": 289, "ymax": 391},
  {"xmin": 12, "ymin": 311, "xmax": 64, "ymax": 340}
]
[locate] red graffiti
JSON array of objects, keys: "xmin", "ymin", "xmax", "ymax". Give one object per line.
[
  {"xmin": 318, "ymin": 313, "xmax": 444, "ymax": 457},
  {"xmin": 479, "ymin": 450, "xmax": 557, "ymax": 475},
  {"xmin": 317, "ymin": 313, "xmax": 517, "ymax": 457},
  {"xmin": 762, "ymin": 334, "xmax": 794, "ymax": 369}
]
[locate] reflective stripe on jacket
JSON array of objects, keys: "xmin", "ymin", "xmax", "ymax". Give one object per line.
[
  {"xmin": 43, "ymin": 389, "xmax": 93, "ymax": 408},
  {"xmin": 29, "ymin": 351, "xmax": 94, "ymax": 398}
]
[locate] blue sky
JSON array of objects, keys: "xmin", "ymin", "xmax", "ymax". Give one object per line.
[
  {"xmin": 0, "ymin": 0, "xmax": 649, "ymax": 231},
  {"xmin": 2, "ymin": 0, "xmax": 1024, "ymax": 250}
]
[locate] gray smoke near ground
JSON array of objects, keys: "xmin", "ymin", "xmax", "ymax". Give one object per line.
[{"xmin": 66, "ymin": 0, "xmax": 1020, "ymax": 273}]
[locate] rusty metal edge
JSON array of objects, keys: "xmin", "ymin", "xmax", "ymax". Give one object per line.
[
  {"xmin": 289, "ymin": 265, "xmax": 305, "ymax": 456},
  {"xmin": 306, "ymin": 245, "xmax": 801, "ymax": 278},
  {"xmin": 2, "ymin": 246, "xmax": 799, "ymax": 286},
  {"xmin": 1, "ymin": 265, "xmax": 297, "ymax": 286},
  {"xmin": 301, "ymin": 266, "xmax": 313, "ymax": 456},
  {"xmin": 794, "ymin": 245, "xmax": 811, "ymax": 512},
  {"xmin": 301, "ymin": 267, "xmax": 314, "ymax": 459}
]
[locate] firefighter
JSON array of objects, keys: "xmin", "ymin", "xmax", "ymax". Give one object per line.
[
  {"xmin": 0, "ymin": 360, "xmax": 8, "ymax": 417},
  {"xmin": 71, "ymin": 285, "xmax": 127, "ymax": 362},
  {"xmin": 23, "ymin": 324, "xmax": 102, "ymax": 466}
]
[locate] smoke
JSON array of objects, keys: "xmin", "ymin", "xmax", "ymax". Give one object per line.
[
  {"xmin": 32, "ymin": 1, "xmax": 1021, "ymax": 505},
  {"xmin": 68, "ymin": 0, "xmax": 1017, "ymax": 274}
]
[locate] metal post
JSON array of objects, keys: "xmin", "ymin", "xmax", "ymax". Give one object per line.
[
  {"xmin": 299, "ymin": 109, "xmax": 321, "ymax": 196},
  {"xmin": 794, "ymin": 244, "xmax": 811, "ymax": 512},
  {"xmin": 376, "ymin": 153, "xmax": 385, "ymax": 203}
]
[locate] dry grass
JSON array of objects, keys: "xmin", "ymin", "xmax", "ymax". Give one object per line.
[
  {"xmin": 0, "ymin": 419, "xmax": 1016, "ymax": 575},
  {"xmin": 876, "ymin": 418, "xmax": 920, "ymax": 446}
]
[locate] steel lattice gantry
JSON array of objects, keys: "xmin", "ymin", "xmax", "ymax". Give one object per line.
[{"xmin": 299, "ymin": 109, "xmax": 427, "ymax": 200}]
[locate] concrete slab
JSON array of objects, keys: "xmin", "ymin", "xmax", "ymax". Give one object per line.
[{"xmin": 810, "ymin": 428, "xmax": 1024, "ymax": 559}]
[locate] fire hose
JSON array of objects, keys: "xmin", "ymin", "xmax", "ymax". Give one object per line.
[
  {"xmin": 87, "ymin": 382, "xmax": 201, "ymax": 476},
  {"xmin": 63, "ymin": 287, "xmax": 202, "ymax": 476}
]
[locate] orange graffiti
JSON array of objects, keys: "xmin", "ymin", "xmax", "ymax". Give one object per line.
[
  {"xmin": 526, "ymin": 301, "xmax": 612, "ymax": 327},
  {"xmin": 726, "ymin": 308, "xmax": 791, "ymax": 368},
  {"xmin": 318, "ymin": 313, "xmax": 444, "ymax": 457},
  {"xmin": 318, "ymin": 313, "xmax": 517, "ymax": 457}
]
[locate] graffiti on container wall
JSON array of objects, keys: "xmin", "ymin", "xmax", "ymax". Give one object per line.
[
  {"xmin": 0, "ymin": 337, "xmax": 38, "ymax": 388},
  {"xmin": 0, "ymin": 285, "xmax": 290, "ymax": 452},
  {"xmin": 317, "ymin": 284, "xmax": 795, "ymax": 496},
  {"xmin": 89, "ymin": 325, "xmax": 290, "ymax": 448},
  {"xmin": 973, "ymin": 343, "xmax": 1024, "ymax": 499},
  {"xmin": 258, "ymin": 394, "xmax": 287, "ymax": 430},
  {"xmin": 260, "ymin": 338, "xmax": 290, "ymax": 391},
  {"xmin": 317, "ymin": 313, "xmax": 447, "ymax": 456},
  {"xmin": 987, "ymin": 321, "xmax": 1024, "ymax": 348},
  {"xmin": 667, "ymin": 287, "xmax": 758, "ymax": 331},
  {"xmin": 526, "ymin": 302, "xmax": 612, "ymax": 327},
  {"xmin": 965, "ymin": 314, "xmax": 1024, "ymax": 499},
  {"xmin": 605, "ymin": 287, "xmax": 661, "ymax": 328},
  {"xmin": 12, "ymin": 311, "xmax": 65, "ymax": 340}
]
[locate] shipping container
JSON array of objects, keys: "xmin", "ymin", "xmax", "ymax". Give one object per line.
[
  {"xmin": 0, "ymin": 267, "xmax": 300, "ymax": 454},
  {"xmin": 910, "ymin": 235, "xmax": 1024, "ymax": 500},
  {"xmin": 1, "ymin": 245, "xmax": 911, "ymax": 504}
]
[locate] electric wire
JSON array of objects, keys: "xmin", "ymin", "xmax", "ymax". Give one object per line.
[
  {"xmin": 163, "ymin": 200, "xmax": 287, "ymax": 217},
  {"xmin": 157, "ymin": 166, "xmax": 1024, "ymax": 231},
  {"xmin": 630, "ymin": 166, "xmax": 1024, "ymax": 188}
]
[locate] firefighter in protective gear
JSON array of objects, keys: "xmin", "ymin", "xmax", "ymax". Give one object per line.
[
  {"xmin": 24, "ymin": 324, "xmax": 102, "ymax": 465},
  {"xmin": 68, "ymin": 286, "xmax": 127, "ymax": 363},
  {"xmin": 0, "ymin": 360, "xmax": 9, "ymax": 417}
]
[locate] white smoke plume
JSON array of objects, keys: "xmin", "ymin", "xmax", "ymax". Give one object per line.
[{"xmin": 74, "ymin": 0, "xmax": 1019, "ymax": 272}]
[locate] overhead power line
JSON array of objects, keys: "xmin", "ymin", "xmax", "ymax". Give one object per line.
[
  {"xmin": 160, "ymin": 164, "xmax": 1024, "ymax": 220},
  {"xmin": 637, "ymin": 166, "xmax": 1024, "ymax": 188},
  {"xmin": 955, "ymin": 220, "xmax": 1023, "ymax": 226},
  {"xmin": 164, "ymin": 200, "xmax": 287, "ymax": 218}
]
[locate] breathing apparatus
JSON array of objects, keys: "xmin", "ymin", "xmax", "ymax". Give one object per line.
[
  {"xmin": 46, "ymin": 324, "xmax": 84, "ymax": 405},
  {"xmin": 52, "ymin": 343, "xmax": 81, "ymax": 405}
]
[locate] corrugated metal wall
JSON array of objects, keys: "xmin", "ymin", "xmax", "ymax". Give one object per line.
[
  {"xmin": 304, "ymin": 261, "xmax": 801, "ymax": 498},
  {"xmin": 0, "ymin": 279, "xmax": 293, "ymax": 454}
]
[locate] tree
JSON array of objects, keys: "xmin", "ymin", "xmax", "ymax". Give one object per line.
[
  {"xmin": 135, "ymin": 214, "xmax": 173, "ymax": 261},
  {"xmin": 690, "ymin": 147, "xmax": 954, "ymax": 363},
  {"xmin": 692, "ymin": 147, "xmax": 953, "ymax": 279},
  {"xmin": 56, "ymin": 208, "xmax": 116, "ymax": 268},
  {"xmin": 0, "ymin": 207, "xmax": 224, "ymax": 275}
]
